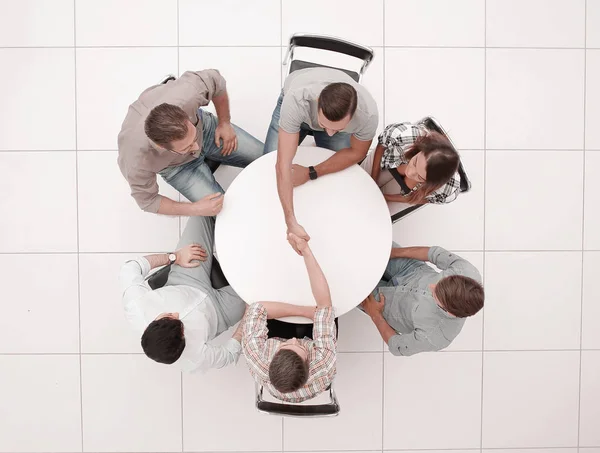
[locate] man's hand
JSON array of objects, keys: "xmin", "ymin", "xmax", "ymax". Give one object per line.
[
  {"xmin": 215, "ymin": 122, "xmax": 237, "ymax": 156},
  {"xmin": 287, "ymin": 232, "xmax": 310, "ymax": 256},
  {"xmin": 361, "ymin": 293, "xmax": 385, "ymax": 319},
  {"xmin": 291, "ymin": 164, "xmax": 310, "ymax": 187},
  {"xmin": 286, "ymin": 222, "xmax": 310, "ymax": 255},
  {"xmin": 191, "ymin": 192, "xmax": 224, "ymax": 216},
  {"xmin": 175, "ymin": 243, "xmax": 207, "ymax": 267}
]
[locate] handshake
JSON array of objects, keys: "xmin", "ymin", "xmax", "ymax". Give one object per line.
[{"xmin": 286, "ymin": 221, "xmax": 311, "ymax": 255}]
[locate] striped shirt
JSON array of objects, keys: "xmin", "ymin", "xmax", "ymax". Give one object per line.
[{"xmin": 242, "ymin": 303, "xmax": 337, "ymax": 403}]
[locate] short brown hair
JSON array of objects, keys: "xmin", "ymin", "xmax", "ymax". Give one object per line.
[
  {"xmin": 435, "ymin": 275, "xmax": 484, "ymax": 318},
  {"xmin": 144, "ymin": 103, "xmax": 189, "ymax": 147},
  {"xmin": 318, "ymin": 82, "xmax": 358, "ymax": 122},
  {"xmin": 269, "ymin": 349, "xmax": 309, "ymax": 393}
]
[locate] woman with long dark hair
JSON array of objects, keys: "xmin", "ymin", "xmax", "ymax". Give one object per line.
[{"xmin": 361, "ymin": 122, "xmax": 461, "ymax": 205}]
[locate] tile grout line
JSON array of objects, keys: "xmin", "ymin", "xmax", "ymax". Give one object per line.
[
  {"xmin": 5, "ymin": 148, "xmax": 600, "ymax": 153},
  {"xmin": 4, "ymin": 249, "xmax": 600, "ymax": 255},
  {"xmin": 3, "ymin": 45, "xmax": 600, "ymax": 50},
  {"xmin": 177, "ymin": 0, "xmax": 182, "ymax": 245},
  {"xmin": 5, "ymin": 349, "xmax": 600, "ymax": 356},
  {"xmin": 280, "ymin": 0, "xmax": 285, "ymax": 449},
  {"xmin": 176, "ymin": 3, "xmax": 184, "ymax": 451},
  {"xmin": 381, "ymin": 0, "xmax": 386, "ymax": 450},
  {"xmin": 73, "ymin": 0, "xmax": 84, "ymax": 451},
  {"xmin": 577, "ymin": 2, "xmax": 587, "ymax": 452},
  {"xmin": 481, "ymin": 1, "xmax": 487, "ymax": 450}
]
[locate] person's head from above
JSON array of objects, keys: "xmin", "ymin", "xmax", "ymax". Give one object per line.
[
  {"xmin": 403, "ymin": 131, "xmax": 460, "ymax": 203},
  {"xmin": 145, "ymin": 103, "xmax": 200, "ymax": 155},
  {"xmin": 269, "ymin": 338, "xmax": 310, "ymax": 393},
  {"xmin": 429, "ymin": 275, "xmax": 484, "ymax": 318},
  {"xmin": 141, "ymin": 312, "xmax": 185, "ymax": 364},
  {"xmin": 317, "ymin": 82, "xmax": 358, "ymax": 136}
]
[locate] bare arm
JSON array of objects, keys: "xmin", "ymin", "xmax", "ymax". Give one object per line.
[
  {"xmin": 259, "ymin": 302, "xmax": 315, "ymax": 320},
  {"xmin": 370, "ymin": 312, "xmax": 397, "ymax": 344},
  {"xmin": 391, "ymin": 246, "xmax": 431, "ymax": 261},
  {"xmin": 313, "ymin": 136, "xmax": 372, "ymax": 177},
  {"xmin": 275, "ymin": 129, "xmax": 301, "ymax": 227},
  {"xmin": 371, "ymin": 144, "xmax": 385, "ymax": 182},
  {"xmin": 212, "ymin": 91, "xmax": 231, "ymax": 123},
  {"xmin": 300, "ymin": 244, "xmax": 332, "ymax": 308},
  {"xmin": 157, "ymin": 192, "xmax": 224, "ymax": 217}
]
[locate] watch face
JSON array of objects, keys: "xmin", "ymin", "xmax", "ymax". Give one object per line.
[{"xmin": 169, "ymin": 253, "xmax": 177, "ymax": 263}]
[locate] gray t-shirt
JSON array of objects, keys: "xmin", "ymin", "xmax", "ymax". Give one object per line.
[
  {"xmin": 279, "ymin": 67, "xmax": 379, "ymax": 142},
  {"xmin": 377, "ymin": 246, "xmax": 483, "ymax": 356}
]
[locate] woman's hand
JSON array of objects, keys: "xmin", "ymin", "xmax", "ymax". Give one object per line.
[{"xmin": 175, "ymin": 243, "xmax": 208, "ymax": 267}]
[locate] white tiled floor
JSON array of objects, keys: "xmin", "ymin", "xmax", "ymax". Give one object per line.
[{"xmin": 0, "ymin": 1, "xmax": 597, "ymax": 452}]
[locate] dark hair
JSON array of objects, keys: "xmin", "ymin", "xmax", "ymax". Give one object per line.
[
  {"xmin": 141, "ymin": 317, "xmax": 186, "ymax": 364},
  {"xmin": 403, "ymin": 131, "xmax": 460, "ymax": 204},
  {"xmin": 144, "ymin": 103, "xmax": 189, "ymax": 147},
  {"xmin": 435, "ymin": 275, "xmax": 484, "ymax": 318},
  {"xmin": 317, "ymin": 82, "xmax": 358, "ymax": 122},
  {"xmin": 269, "ymin": 349, "xmax": 309, "ymax": 393}
]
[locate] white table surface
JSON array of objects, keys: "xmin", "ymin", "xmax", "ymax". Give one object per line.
[{"xmin": 215, "ymin": 147, "xmax": 393, "ymax": 323}]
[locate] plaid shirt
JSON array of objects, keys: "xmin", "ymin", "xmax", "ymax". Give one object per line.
[
  {"xmin": 378, "ymin": 122, "xmax": 461, "ymax": 204},
  {"xmin": 242, "ymin": 303, "xmax": 337, "ymax": 403}
]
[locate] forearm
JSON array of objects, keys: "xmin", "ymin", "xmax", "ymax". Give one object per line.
[
  {"xmin": 157, "ymin": 196, "xmax": 198, "ymax": 216},
  {"xmin": 275, "ymin": 133, "xmax": 299, "ymax": 225},
  {"xmin": 314, "ymin": 147, "xmax": 367, "ymax": 177},
  {"xmin": 391, "ymin": 246, "xmax": 431, "ymax": 262},
  {"xmin": 212, "ymin": 91, "xmax": 231, "ymax": 123},
  {"xmin": 369, "ymin": 313, "xmax": 396, "ymax": 344},
  {"xmin": 302, "ymin": 248, "xmax": 331, "ymax": 308},
  {"xmin": 371, "ymin": 144, "xmax": 385, "ymax": 181},
  {"xmin": 259, "ymin": 302, "xmax": 315, "ymax": 320},
  {"xmin": 142, "ymin": 253, "xmax": 171, "ymax": 270}
]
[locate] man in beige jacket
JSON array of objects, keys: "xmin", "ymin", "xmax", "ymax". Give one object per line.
[{"xmin": 118, "ymin": 69, "xmax": 264, "ymax": 217}]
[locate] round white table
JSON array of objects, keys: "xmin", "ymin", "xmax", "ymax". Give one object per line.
[{"xmin": 215, "ymin": 147, "xmax": 392, "ymax": 323}]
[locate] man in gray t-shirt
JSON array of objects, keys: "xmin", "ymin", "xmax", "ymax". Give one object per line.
[
  {"xmin": 361, "ymin": 244, "xmax": 484, "ymax": 356},
  {"xmin": 264, "ymin": 67, "xmax": 379, "ymax": 254}
]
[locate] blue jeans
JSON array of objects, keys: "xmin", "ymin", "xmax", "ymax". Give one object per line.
[
  {"xmin": 159, "ymin": 109, "xmax": 264, "ymax": 202},
  {"xmin": 263, "ymin": 92, "xmax": 351, "ymax": 154}
]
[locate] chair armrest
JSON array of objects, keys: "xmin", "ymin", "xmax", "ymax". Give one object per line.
[{"xmin": 146, "ymin": 264, "xmax": 171, "ymax": 290}]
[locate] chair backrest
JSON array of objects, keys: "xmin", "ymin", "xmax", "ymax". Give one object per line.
[
  {"xmin": 284, "ymin": 33, "xmax": 374, "ymax": 82},
  {"xmin": 254, "ymin": 318, "xmax": 340, "ymax": 417},
  {"xmin": 255, "ymin": 383, "xmax": 340, "ymax": 418},
  {"xmin": 388, "ymin": 116, "xmax": 471, "ymax": 224}
]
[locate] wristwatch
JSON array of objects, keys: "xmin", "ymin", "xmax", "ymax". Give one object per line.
[
  {"xmin": 308, "ymin": 166, "xmax": 318, "ymax": 181},
  {"xmin": 168, "ymin": 253, "xmax": 177, "ymax": 265}
]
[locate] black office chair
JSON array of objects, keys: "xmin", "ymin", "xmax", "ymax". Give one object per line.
[
  {"xmin": 147, "ymin": 258, "xmax": 340, "ymax": 417},
  {"xmin": 283, "ymin": 33, "xmax": 374, "ymax": 83},
  {"xmin": 387, "ymin": 116, "xmax": 472, "ymax": 224},
  {"xmin": 157, "ymin": 74, "xmax": 221, "ymax": 174},
  {"xmin": 255, "ymin": 317, "xmax": 340, "ymax": 418}
]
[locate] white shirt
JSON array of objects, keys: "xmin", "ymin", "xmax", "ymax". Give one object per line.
[{"xmin": 120, "ymin": 257, "xmax": 242, "ymax": 372}]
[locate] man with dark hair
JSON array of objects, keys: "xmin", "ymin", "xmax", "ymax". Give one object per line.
[
  {"xmin": 361, "ymin": 244, "xmax": 484, "ymax": 356},
  {"xmin": 118, "ymin": 69, "xmax": 264, "ymax": 217},
  {"xmin": 264, "ymin": 67, "xmax": 379, "ymax": 254},
  {"xmin": 242, "ymin": 233, "xmax": 336, "ymax": 402},
  {"xmin": 120, "ymin": 216, "xmax": 246, "ymax": 371}
]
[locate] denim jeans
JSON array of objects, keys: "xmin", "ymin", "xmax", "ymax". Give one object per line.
[
  {"xmin": 263, "ymin": 91, "xmax": 351, "ymax": 154},
  {"xmin": 159, "ymin": 109, "xmax": 264, "ymax": 202}
]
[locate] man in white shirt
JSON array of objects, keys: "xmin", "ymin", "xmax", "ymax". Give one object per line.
[{"xmin": 120, "ymin": 216, "xmax": 246, "ymax": 372}]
